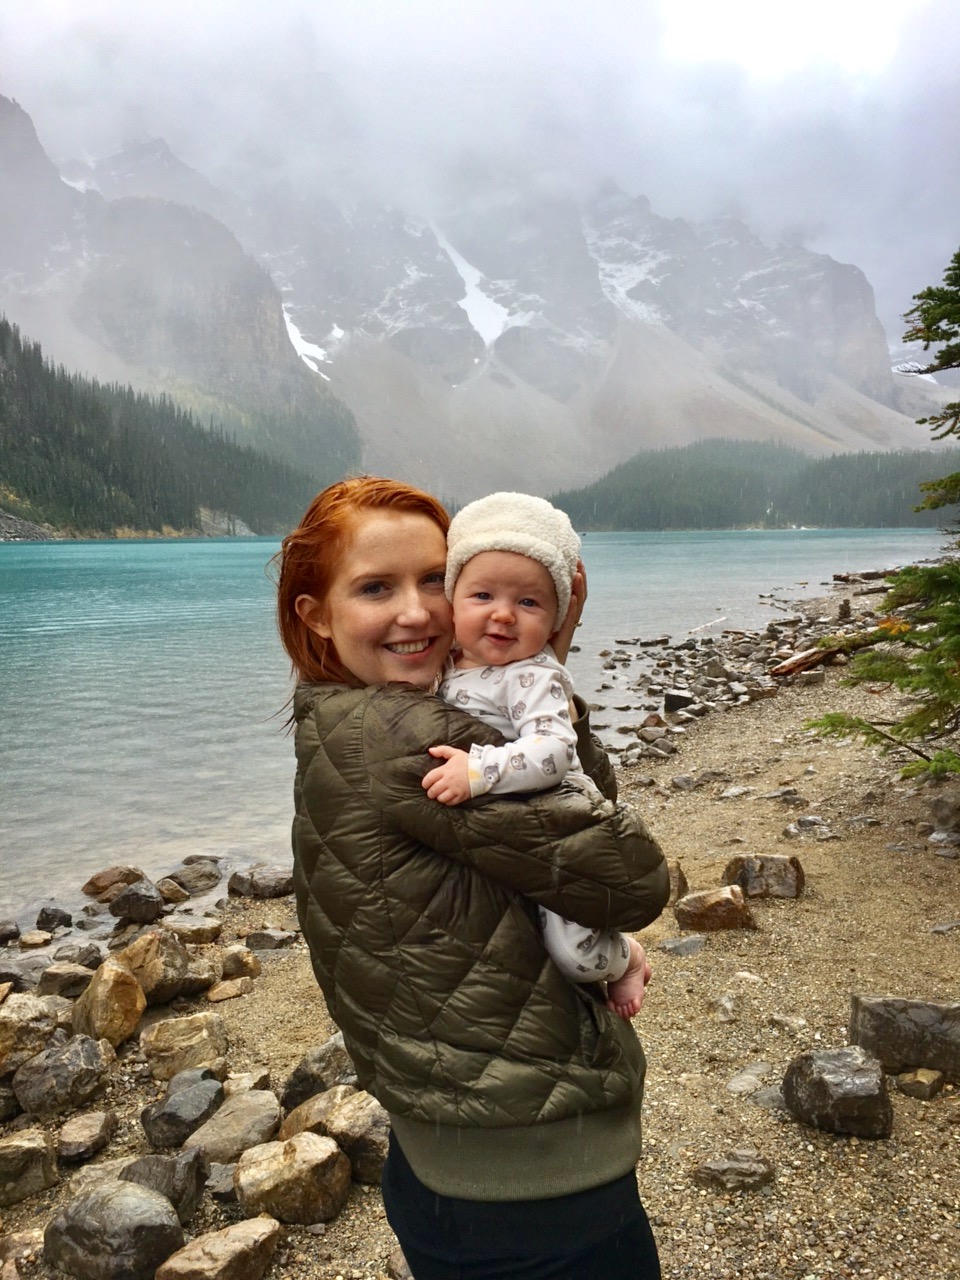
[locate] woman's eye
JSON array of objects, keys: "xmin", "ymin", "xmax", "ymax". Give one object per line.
[
  {"xmin": 422, "ymin": 572, "xmax": 446, "ymax": 588},
  {"xmin": 360, "ymin": 581, "xmax": 387, "ymax": 597}
]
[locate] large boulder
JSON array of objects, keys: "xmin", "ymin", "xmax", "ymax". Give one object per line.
[
  {"xmin": 155, "ymin": 1214, "xmax": 281, "ymax": 1280},
  {"xmin": 119, "ymin": 1149, "xmax": 207, "ymax": 1226},
  {"xmin": 12, "ymin": 1034, "xmax": 116, "ymax": 1119},
  {"xmin": 140, "ymin": 1012, "xmax": 228, "ymax": 1081},
  {"xmin": 235, "ymin": 1132, "xmax": 351, "ymax": 1224},
  {"xmin": 109, "ymin": 881, "xmax": 165, "ymax": 924},
  {"xmin": 141, "ymin": 1072, "xmax": 225, "ymax": 1148},
  {"xmin": 782, "ymin": 1046, "xmax": 893, "ymax": 1138},
  {"xmin": 112, "ymin": 930, "xmax": 192, "ymax": 1006},
  {"xmin": 36, "ymin": 962, "xmax": 95, "ymax": 999},
  {"xmin": 72, "ymin": 957, "xmax": 146, "ymax": 1047},
  {"xmin": 848, "ymin": 994, "xmax": 960, "ymax": 1081},
  {"xmin": 81, "ymin": 866, "xmax": 146, "ymax": 900},
  {"xmin": 184, "ymin": 1090, "xmax": 281, "ymax": 1164},
  {"xmin": 0, "ymin": 993, "xmax": 62, "ymax": 1074},
  {"xmin": 721, "ymin": 854, "xmax": 805, "ymax": 898},
  {"xmin": 167, "ymin": 861, "xmax": 223, "ymax": 896},
  {"xmin": 281, "ymin": 1034, "xmax": 357, "ymax": 1111},
  {"xmin": 0, "ymin": 1129, "xmax": 58, "ymax": 1207},
  {"xmin": 44, "ymin": 1181, "xmax": 184, "ymax": 1280},
  {"xmin": 228, "ymin": 866, "xmax": 294, "ymax": 899},
  {"xmin": 280, "ymin": 1086, "xmax": 389, "ymax": 1183},
  {"xmin": 674, "ymin": 886, "xmax": 756, "ymax": 932}
]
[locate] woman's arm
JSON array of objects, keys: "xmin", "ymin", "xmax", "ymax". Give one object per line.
[{"xmin": 361, "ymin": 687, "xmax": 668, "ymax": 933}]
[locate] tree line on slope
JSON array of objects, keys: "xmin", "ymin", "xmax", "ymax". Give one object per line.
[
  {"xmin": 0, "ymin": 317, "xmax": 324, "ymax": 535},
  {"xmin": 552, "ymin": 438, "xmax": 957, "ymax": 530}
]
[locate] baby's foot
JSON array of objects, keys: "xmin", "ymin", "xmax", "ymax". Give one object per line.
[{"xmin": 606, "ymin": 941, "xmax": 651, "ymax": 1020}]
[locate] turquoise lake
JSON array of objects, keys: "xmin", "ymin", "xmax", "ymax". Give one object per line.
[{"xmin": 0, "ymin": 527, "xmax": 947, "ymax": 920}]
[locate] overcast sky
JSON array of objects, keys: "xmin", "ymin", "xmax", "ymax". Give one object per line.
[{"xmin": 1, "ymin": 0, "xmax": 957, "ymax": 341}]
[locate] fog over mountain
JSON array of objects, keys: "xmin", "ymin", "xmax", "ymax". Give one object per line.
[{"xmin": 0, "ymin": 1, "xmax": 957, "ymax": 499}]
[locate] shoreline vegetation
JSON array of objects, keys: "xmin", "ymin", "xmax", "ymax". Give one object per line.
[{"xmin": 2, "ymin": 558, "xmax": 959, "ymax": 1279}]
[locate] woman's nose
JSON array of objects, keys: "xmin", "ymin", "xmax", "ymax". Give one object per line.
[{"xmin": 396, "ymin": 587, "xmax": 431, "ymax": 624}]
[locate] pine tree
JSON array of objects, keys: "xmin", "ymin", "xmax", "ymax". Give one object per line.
[{"xmin": 809, "ymin": 248, "xmax": 960, "ymax": 777}]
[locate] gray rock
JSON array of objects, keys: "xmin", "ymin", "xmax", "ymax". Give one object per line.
[
  {"xmin": 849, "ymin": 994, "xmax": 960, "ymax": 1080},
  {"xmin": 163, "ymin": 916, "xmax": 223, "ymax": 946},
  {"xmin": 141, "ymin": 1075, "xmax": 225, "ymax": 1148},
  {"xmin": 109, "ymin": 880, "xmax": 166, "ymax": 924},
  {"xmin": 692, "ymin": 1147, "xmax": 775, "ymax": 1191},
  {"xmin": 750, "ymin": 1086, "xmax": 788, "ymax": 1111},
  {"xmin": 120, "ymin": 1148, "xmax": 206, "ymax": 1225},
  {"xmin": 658, "ymin": 934, "xmax": 706, "ymax": 958},
  {"xmin": 228, "ymin": 865, "xmax": 295, "ymax": 899},
  {"xmin": 184, "ymin": 1089, "xmax": 281, "ymax": 1164},
  {"xmin": 0, "ymin": 1128, "xmax": 59, "ymax": 1207},
  {"xmin": 243, "ymin": 929, "xmax": 297, "ymax": 950},
  {"xmin": 782, "ymin": 1045, "xmax": 893, "ymax": 1138},
  {"xmin": 663, "ymin": 688, "xmax": 695, "ymax": 712},
  {"xmin": 726, "ymin": 1062, "xmax": 772, "ymax": 1095},
  {"xmin": 169, "ymin": 862, "xmax": 223, "ymax": 896},
  {"xmin": 929, "ymin": 787, "xmax": 960, "ymax": 832},
  {"xmin": 156, "ymin": 877, "xmax": 191, "ymax": 905},
  {"xmin": 0, "ymin": 1082, "xmax": 21, "ymax": 1123},
  {"xmin": 36, "ymin": 906, "xmax": 72, "ymax": 932},
  {"xmin": 53, "ymin": 942, "xmax": 105, "ymax": 970},
  {"xmin": 44, "ymin": 1180, "xmax": 184, "ymax": 1279},
  {"xmin": 36, "ymin": 962, "xmax": 95, "ymax": 999},
  {"xmin": 0, "ymin": 920, "xmax": 21, "ymax": 947},
  {"xmin": 155, "ymin": 1214, "xmax": 281, "ymax": 1280},
  {"xmin": 12, "ymin": 1034, "xmax": 116, "ymax": 1119},
  {"xmin": 281, "ymin": 1033, "xmax": 358, "ymax": 1111},
  {"xmin": 58, "ymin": 1110, "xmax": 119, "ymax": 1162},
  {"xmin": 721, "ymin": 854, "xmax": 805, "ymax": 899}
]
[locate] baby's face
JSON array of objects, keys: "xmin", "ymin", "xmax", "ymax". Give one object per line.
[{"xmin": 452, "ymin": 551, "xmax": 558, "ymax": 668}]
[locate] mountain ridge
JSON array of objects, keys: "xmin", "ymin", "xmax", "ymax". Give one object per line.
[{"xmin": 0, "ymin": 93, "xmax": 951, "ymax": 500}]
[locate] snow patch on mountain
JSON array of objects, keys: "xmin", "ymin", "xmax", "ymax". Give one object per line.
[{"xmin": 433, "ymin": 226, "xmax": 513, "ymax": 345}]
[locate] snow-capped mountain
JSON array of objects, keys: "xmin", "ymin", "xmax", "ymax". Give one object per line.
[{"xmin": 0, "ymin": 93, "xmax": 947, "ymax": 500}]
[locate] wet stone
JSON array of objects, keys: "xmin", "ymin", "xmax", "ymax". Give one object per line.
[
  {"xmin": 36, "ymin": 906, "xmax": 72, "ymax": 932},
  {"xmin": 109, "ymin": 880, "xmax": 166, "ymax": 924},
  {"xmin": 184, "ymin": 1088, "xmax": 281, "ymax": 1165},
  {"xmin": 0, "ymin": 922, "xmax": 21, "ymax": 947},
  {"xmin": 228, "ymin": 865, "xmax": 294, "ymax": 899},
  {"xmin": 155, "ymin": 1213, "xmax": 281, "ymax": 1280},
  {"xmin": 0, "ymin": 1129, "xmax": 59, "ymax": 1207},
  {"xmin": 44, "ymin": 1180, "xmax": 184, "ymax": 1280},
  {"xmin": 281, "ymin": 1033, "xmax": 358, "ymax": 1112},
  {"xmin": 52, "ymin": 942, "xmax": 104, "ymax": 969},
  {"xmin": 58, "ymin": 1110, "xmax": 119, "ymax": 1163},
  {"xmin": 243, "ymin": 929, "xmax": 296, "ymax": 950},
  {"xmin": 849, "ymin": 994, "xmax": 960, "ymax": 1080},
  {"xmin": 692, "ymin": 1147, "xmax": 775, "ymax": 1192},
  {"xmin": 782, "ymin": 1045, "xmax": 893, "ymax": 1138},
  {"xmin": 169, "ymin": 862, "xmax": 223, "ymax": 896},
  {"xmin": 141, "ymin": 1075, "xmax": 225, "ymax": 1148},
  {"xmin": 120, "ymin": 1148, "xmax": 207, "ymax": 1226},
  {"xmin": 12, "ymin": 1033, "xmax": 116, "ymax": 1119},
  {"xmin": 36, "ymin": 962, "xmax": 95, "ymax": 999}
]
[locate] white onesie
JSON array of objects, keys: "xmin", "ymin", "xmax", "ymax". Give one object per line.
[{"xmin": 438, "ymin": 647, "xmax": 630, "ymax": 984}]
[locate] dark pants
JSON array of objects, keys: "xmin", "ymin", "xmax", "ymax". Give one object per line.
[{"xmin": 382, "ymin": 1132, "xmax": 661, "ymax": 1280}]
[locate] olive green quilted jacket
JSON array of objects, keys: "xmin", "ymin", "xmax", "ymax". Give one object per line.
[{"xmin": 291, "ymin": 681, "xmax": 669, "ymax": 1199}]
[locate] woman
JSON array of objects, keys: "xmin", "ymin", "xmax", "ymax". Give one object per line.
[{"xmin": 276, "ymin": 476, "xmax": 669, "ymax": 1279}]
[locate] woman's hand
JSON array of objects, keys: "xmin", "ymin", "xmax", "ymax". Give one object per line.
[{"xmin": 551, "ymin": 559, "xmax": 587, "ymax": 664}]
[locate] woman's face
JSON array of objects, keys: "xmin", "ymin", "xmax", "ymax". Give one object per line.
[{"xmin": 297, "ymin": 511, "xmax": 453, "ymax": 688}]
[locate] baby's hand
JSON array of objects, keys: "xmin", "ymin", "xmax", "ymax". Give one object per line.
[{"xmin": 422, "ymin": 745, "xmax": 472, "ymax": 805}]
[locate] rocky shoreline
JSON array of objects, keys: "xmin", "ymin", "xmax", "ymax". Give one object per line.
[{"xmin": 2, "ymin": 566, "xmax": 959, "ymax": 1279}]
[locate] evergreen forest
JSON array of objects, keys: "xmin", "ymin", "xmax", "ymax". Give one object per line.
[
  {"xmin": 0, "ymin": 317, "xmax": 325, "ymax": 535},
  {"xmin": 552, "ymin": 439, "xmax": 959, "ymax": 531}
]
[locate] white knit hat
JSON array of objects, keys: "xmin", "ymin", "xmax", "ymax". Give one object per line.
[{"xmin": 445, "ymin": 492, "xmax": 580, "ymax": 626}]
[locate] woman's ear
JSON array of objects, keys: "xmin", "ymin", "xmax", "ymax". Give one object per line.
[{"xmin": 295, "ymin": 593, "xmax": 332, "ymax": 639}]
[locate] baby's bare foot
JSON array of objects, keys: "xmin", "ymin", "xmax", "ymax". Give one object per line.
[{"xmin": 606, "ymin": 940, "xmax": 651, "ymax": 1020}]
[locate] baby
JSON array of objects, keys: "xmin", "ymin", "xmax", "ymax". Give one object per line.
[{"xmin": 422, "ymin": 491, "xmax": 650, "ymax": 1019}]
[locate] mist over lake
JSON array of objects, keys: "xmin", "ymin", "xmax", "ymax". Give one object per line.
[{"xmin": 0, "ymin": 527, "xmax": 946, "ymax": 921}]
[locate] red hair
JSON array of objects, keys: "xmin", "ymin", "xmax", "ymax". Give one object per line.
[{"xmin": 275, "ymin": 476, "xmax": 450, "ymax": 685}]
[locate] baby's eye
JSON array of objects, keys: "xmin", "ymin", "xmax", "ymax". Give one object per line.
[
  {"xmin": 519, "ymin": 597, "xmax": 540, "ymax": 609},
  {"xmin": 473, "ymin": 591, "xmax": 492, "ymax": 601}
]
